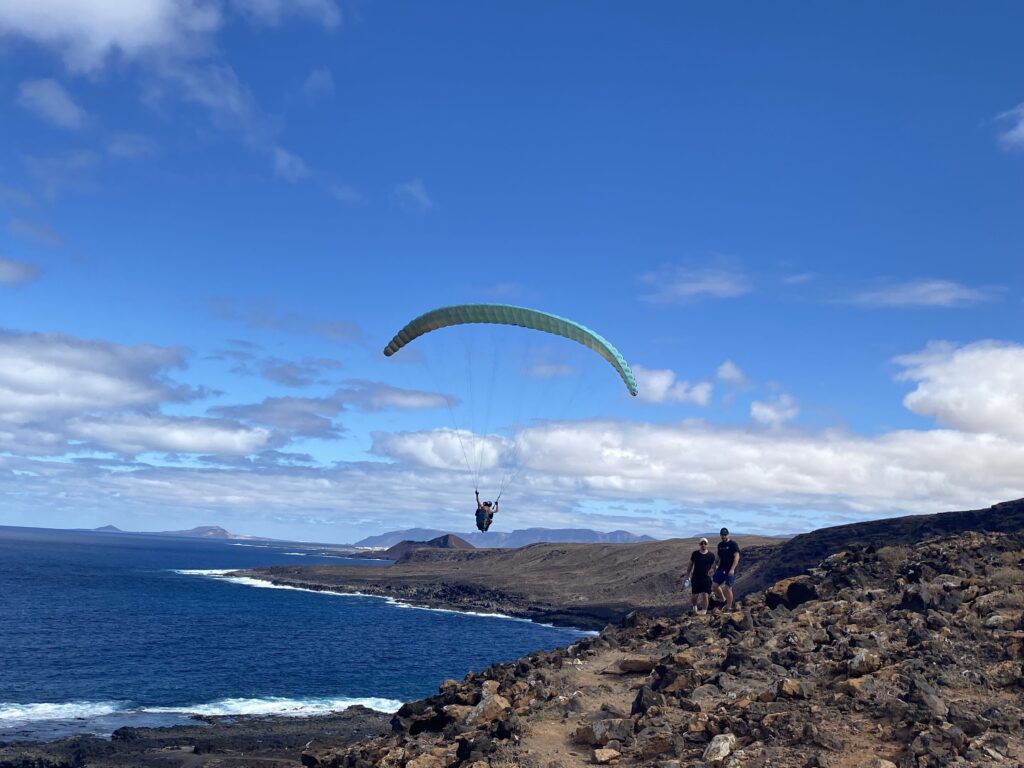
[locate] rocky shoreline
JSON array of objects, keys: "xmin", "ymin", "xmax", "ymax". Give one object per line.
[{"xmin": 0, "ymin": 707, "xmax": 390, "ymax": 768}]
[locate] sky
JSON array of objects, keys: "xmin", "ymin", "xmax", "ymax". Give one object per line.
[{"xmin": 1, "ymin": 1, "xmax": 1023, "ymax": 543}]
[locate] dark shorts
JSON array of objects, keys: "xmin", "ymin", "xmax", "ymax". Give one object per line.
[
  {"xmin": 691, "ymin": 578, "xmax": 712, "ymax": 595},
  {"xmin": 713, "ymin": 568, "xmax": 736, "ymax": 586}
]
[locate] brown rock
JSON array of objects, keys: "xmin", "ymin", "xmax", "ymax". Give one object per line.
[
  {"xmin": 776, "ymin": 678, "xmax": 810, "ymax": 698},
  {"xmin": 468, "ymin": 694, "xmax": 511, "ymax": 724},
  {"xmin": 593, "ymin": 747, "xmax": 621, "ymax": 764},
  {"xmin": 702, "ymin": 732, "xmax": 737, "ymax": 760},
  {"xmin": 848, "ymin": 650, "xmax": 881, "ymax": 677}
]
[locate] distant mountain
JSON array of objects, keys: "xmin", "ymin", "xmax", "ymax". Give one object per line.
[
  {"xmin": 92, "ymin": 524, "xmax": 249, "ymax": 540},
  {"xmin": 384, "ymin": 533, "xmax": 474, "ymax": 562},
  {"xmin": 353, "ymin": 527, "xmax": 655, "ymax": 549},
  {"xmin": 355, "ymin": 529, "xmax": 450, "ymax": 548}
]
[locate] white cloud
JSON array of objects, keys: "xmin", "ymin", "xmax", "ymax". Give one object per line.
[
  {"xmin": 996, "ymin": 103, "xmax": 1024, "ymax": 151},
  {"xmin": 8, "ymin": 218, "xmax": 63, "ymax": 247},
  {"xmin": 68, "ymin": 413, "xmax": 269, "ymax": 455},
  {"xmin": 0, "ymin": 330, "xmax": 192, "ymax": 422},
  {"xmin": 24, "ymin": 151, "xmax": 100, "ymax": 199},
  {"xmin": 639, "ymin": 266, "xmax": 751, "ymax": 304},
  {"xmin": 16, "ymin": 78, "xmax": 86, "ymax": 129},
  {"xmin": 336, "ymin": 380, "xmax": 449, "ymax": 411},
  {"xmin": 1, "ymin": 2, "xmax": 329, "ymax": 182},
  {"xmin": 272, "ymin": 146, "xmax": 309, "ymax": 182},
  {"xmin": 782, "ymin": 272, "xmax": 816, "ymax": 285},
  {"xmin": 750, "ymin": 394, "xmax": 799, "ymax": 426},
  {"xmin": 528, "ymin": 362, "xmax": 576, "ymax": 379},
  {"xmin": 108, "ymin": 132, "xmax": 159, "ymax": 158},
  {"xmin": 850, "ymin": 279, "xmax": 994, "ymax": 308},
  {"xmin": 302, "ymin": 67, "xmax": 335, "ymax": 101},
  {"xmin": 229, "ymin": 0, "xmax": 341, "ymax": 29},
  {"xmin": 210, "ymin": 298, "xmax": 362, "ymax": 342},
  {"xmin": 896, "ymin": 340, "xmax": 1024, "ymax": 439},
  {"xmin": 0, "ymin": 256, "xmax": 40, "ymax": 285},
  {"xmin": 0, "ymin": 330, "xmax": 234, "ymax": 457},
  {"xmin": 394, "ymin": 179, "xmax": 434, "ymax": 213},
  {"xmin": 5, "ymin": 335, "xmax": 1024, "ymax": 536},
  {"xmin": 0, "ymin": 0, "xmax": 221, "ymax": 72},
  {"xmin": 373, "ymin": 429, "xmax": 510, "ymax": 472},
  {"xmin": 330, "ymin": 184, "xmax": 366, "ymax": 204},
  {"xmin": 632, "ymin": 364, "xmax": 712, "ymax": 405},
  {"xmin": 716, "ymin": 360, "xmax": 746, "ymax": 384}
]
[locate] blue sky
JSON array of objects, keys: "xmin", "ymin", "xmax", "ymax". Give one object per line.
[{"xmin": 1, "ymin": 1, "xmax": 1023, "ymax": 542}]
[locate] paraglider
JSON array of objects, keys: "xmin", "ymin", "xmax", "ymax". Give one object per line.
[
  {"xmin": 383, "ymin": 304, "xmax": 638, "ymax": 396},
  {"xmin": 383, "ymin": 303, "xmax": 637, "ymax": 529}
]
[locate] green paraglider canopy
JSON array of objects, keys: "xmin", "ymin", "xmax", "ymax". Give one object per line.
[{"xmin": 383, "ymin": 303, "xmax": 638, "ymax": 396}]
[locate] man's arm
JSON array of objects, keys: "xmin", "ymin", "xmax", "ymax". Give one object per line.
[
  {"xmin": 475, "ymin": 490, "xmax": 482, "ymax": 509},
  {"xmin": 729, "ymin": 548, "xmax": 740, "ymax": 574}
]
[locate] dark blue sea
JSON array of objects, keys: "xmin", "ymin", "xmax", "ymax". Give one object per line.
[{"xmin": 0, "ymin": 526, "xmax": 588, "ymax": 741}]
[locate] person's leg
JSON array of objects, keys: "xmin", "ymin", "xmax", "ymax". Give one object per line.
[
  {"xmin": 723, "ymin": 584, "xmax": 734, "ymax": 610},
  {"xmin": 699, "ymin": 592, "xmax": 709, "ymax": 613},
  {"xmin": 690, "ymin": 593, "xmax": 698, "ymax": 614},
  {"xmin": 711, "ymin": 572, "xmax": 725, "ymax": 603}
]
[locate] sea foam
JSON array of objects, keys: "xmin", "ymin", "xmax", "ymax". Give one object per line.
[
  {"xmin": 0, "ymin": 701, "xmax": 125, "ymax": 722},
  {"xmin": 0, "ymin": 695, "xmax": 402, "ymax": 725},
  {"xmin": 176, "ymin": 569, "xmax": 595, "ymax": 634}
]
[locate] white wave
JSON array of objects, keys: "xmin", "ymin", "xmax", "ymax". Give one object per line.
[
  {"xmin": 0, "ymin": 701, "xmax": 126, "ymax": 722},
  {"xmin": 0, "ymin": 695, "xmax": 401, "ymax": 726},
  {"xmin": 142, "ymin": 696, "xmax": 402, "ymax": 717},
  {"xmin": 176, "ymin": 570, "xmax": 591, "ymax": 634},
  {"xmin": 281, "ymin": 552, "xmax": 307, "ymax": 556},
  {"xmin": 172, "ymin": 568, "xmax": 235, "ymax": 576}
]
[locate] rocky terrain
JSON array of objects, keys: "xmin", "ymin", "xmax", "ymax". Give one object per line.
[
  {"xmin": 304, "ymin": 529, "xmax": 1024, "ymax": 768},
  {"xmin": 0, "ymin": 707, "xmax": 390, "ymax": 768},
  {"xmin": 739, "ymin": 498, "xmax": 1024, "ymax": 595},
  {"xmin": 239, "ymin": 536, "xmax": 783, "ymax": 629}
]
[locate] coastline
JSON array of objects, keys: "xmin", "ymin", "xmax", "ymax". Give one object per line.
[
  {"xmin": 232, "ymin": 537, "xmax": 785, "ymax": 632},
  {"xmin": 226, "ymin": 569, "xmax": 612, "ymax": 631}
]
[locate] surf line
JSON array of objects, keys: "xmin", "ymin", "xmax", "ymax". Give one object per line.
[{"xmin": 172, "ymin": 569, "xmax": 596, "ymax": 635}]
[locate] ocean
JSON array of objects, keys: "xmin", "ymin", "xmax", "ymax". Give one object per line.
[{"xmin": 0, "ymin": 526, "xmax": 588, "ymax": 741}]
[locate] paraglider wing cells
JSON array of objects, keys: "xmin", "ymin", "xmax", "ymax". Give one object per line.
[{"xmin": 383, "ymin": 304, "xmax": 638, "ymax": 396}]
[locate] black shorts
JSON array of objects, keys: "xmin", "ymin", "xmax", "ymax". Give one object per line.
[{"xmin": 691, "ymin": 578, "xmax": 712, "ymax": 595}]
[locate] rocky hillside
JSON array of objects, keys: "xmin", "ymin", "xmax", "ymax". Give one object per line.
[
  {"xmin": 738, "ymin": 498, "xmax": 1024, "ymax": 597},
  {"xmin": 380, "ymin": 534, "xmax": 475, "ymax": 561},
  {"xmin": 305, "ymin": 530, "xmax": 1024, "ymax": 768}
]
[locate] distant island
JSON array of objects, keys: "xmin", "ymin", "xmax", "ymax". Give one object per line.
[{"xmin": 92, "ymin": 524, "xmax": 254, "ymax": 540}]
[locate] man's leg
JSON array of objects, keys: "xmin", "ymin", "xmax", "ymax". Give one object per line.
[
  {"xmin": 711, "ymin": 581, "xmax": 724, "ymax": 603},
  {"xmin": 723, "ymin": 584, "xmax": 734, "ymax": 611}
]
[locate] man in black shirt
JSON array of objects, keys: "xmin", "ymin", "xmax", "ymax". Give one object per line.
[
  {"xmin": 712, "ymin": 527, "xmax": 741, "ymax": 610},
  {"xmin": 684, "ymin": 537, "xmax": 716, "ymax": 615}
]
